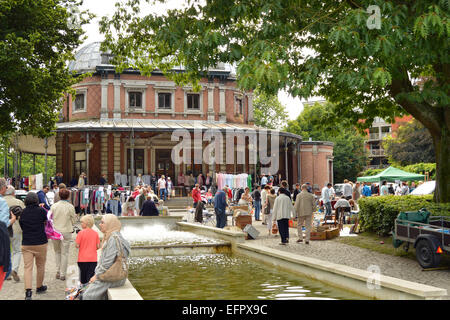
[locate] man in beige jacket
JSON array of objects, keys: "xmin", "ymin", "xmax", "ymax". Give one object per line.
[
  {"xmin": 50, "ymin": 188, "xmax": 76, "ymax": 281},
  {"xmin": 294, "ymin": 184, "xmax": 316, "ymax": 244}
]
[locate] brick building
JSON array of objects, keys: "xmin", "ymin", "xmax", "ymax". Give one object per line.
[{"xmin": 54, "ymin": 42, "xmax": 333, "ymax": 190}]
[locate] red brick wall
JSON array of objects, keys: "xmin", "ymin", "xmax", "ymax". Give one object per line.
[
  {"xmin": 63, "ymin": 74, "xmax": 247, "ymax": 123},
  {"xmin": 300, "ymin": 144, "xmax": 333, "ymax": 191}
]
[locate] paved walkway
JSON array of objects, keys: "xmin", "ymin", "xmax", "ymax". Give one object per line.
[
  {"xmin": 1, "ymin": 213, "xmax": 449, "ymax": 300},
  {"xmin": 248, "ymin": 219, "xmax": 450, "ymax": 299},
  {"xmin": 0, "ymin": 236, "xmax": 79, "ymax": 300}
]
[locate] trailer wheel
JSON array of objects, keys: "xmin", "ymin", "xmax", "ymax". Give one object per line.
[{"xmin": 415, "ymin": 239, "xmax": 441, "ymax": 269}]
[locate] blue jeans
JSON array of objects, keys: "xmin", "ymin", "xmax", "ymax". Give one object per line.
[
  {"xmin": 254, "ymin": 200, "xmax": 261, "ymax": 220},
  {"xmin": 324, "ymin": 202, "xmax": 332, "ymax": 217},
  {"xmin": 159, "ymin": 188, "xmax": 167, "ymax": 201}
]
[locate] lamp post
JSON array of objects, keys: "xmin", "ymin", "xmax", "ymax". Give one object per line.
[
  {"xmin": 44, "ymin": 137, "xmax": 48, "ymax": 185},
  {"xmin": 86, "ymin": 132, "xmax": 92, "ymax": 186}
]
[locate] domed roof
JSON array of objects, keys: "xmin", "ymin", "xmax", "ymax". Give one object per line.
[
  {"xmin": 68, "ymin": 42, "xmax": 236, "ymax": 75},
  {"xmin": 68, "ymin": 42, "xmax": 107, "ymax": 73}
]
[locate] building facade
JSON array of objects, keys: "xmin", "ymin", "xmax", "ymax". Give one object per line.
[
  {"xmin": 364, "ymin": 115, "xmax": 413, "ymax": 169},
  {"xmin": 55, "ymin": 42, "xmax": 333, "ymax": 190}
]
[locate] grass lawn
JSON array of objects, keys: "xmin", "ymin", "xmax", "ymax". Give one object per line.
[
  {"xmin": 335, "ymin": 227, "xmax": 450, "ymax": 266},
  {"xmin": 335, "ymin": 229, "xmax": 416, "ymax": 260}
]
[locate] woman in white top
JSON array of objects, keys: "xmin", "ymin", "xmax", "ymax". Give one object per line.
[
  {"xmin": 157, "ymin": 175, "xmax": 167, "ymax": 201},
  {"xmin": 272, "ymin": 192, "xmax": 295, "ymax": 245},
  {"xmin": 238, "ymin": 187, "xmax": 252, "ymax": 206}
]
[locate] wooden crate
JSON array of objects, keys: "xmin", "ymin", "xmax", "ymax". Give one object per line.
[
  {"xmin": 236, "ymin": 215, "xmax": 252, "ymax": 230},
  {"xmin": 310, "ymin": 231, "xmax": 327, "ymax": 240},
  {"xmin": 326, "ymin": 228, "xmax": 340, "ymax": 240}
]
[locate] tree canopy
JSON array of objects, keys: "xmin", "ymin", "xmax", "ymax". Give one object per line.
[
  {"xmin": 100, "ymin": 0, "xmax": 450, "ymax": 202},
  {"xmin": 0, "ymin": 0, "xmax": 91, "ymax": 138},
  {"xmin": 286, "ymin": 101, "xmax": 369, "ymax": 183},
  {"xmin": 383, "ymin": 119, "xmax": 436, "ymax": 166},
  {"xmin": 253, "ymin": 89, "xmax": 289, "ymax": 130}
]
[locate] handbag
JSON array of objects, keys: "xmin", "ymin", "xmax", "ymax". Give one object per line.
[
  {"xmin": 98, "ymin": 235, "xmax": 128, "ymax": 282},
  {"xmin": 264, "ymin": 202, "xmax": 271, "ymax": 215},
  {"xmin": 45, "ymin": 210, "xmax": 63, "ymax": 241},
  {"xmin": 271, "ymin": 222, "xmax": 278, "ymax": 235}
]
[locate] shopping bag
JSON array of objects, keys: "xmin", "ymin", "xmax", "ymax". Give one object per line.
[
  {"xmin": 271, "ymin": 222, "xmax": 278, "ymax": 235},
  {"xmin": 45, "ymin": 210, "xmax": 64, "ymax": 241}
]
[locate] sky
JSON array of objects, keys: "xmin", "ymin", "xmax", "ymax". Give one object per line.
[{"xmin": 78, "ymin": 0, "xmax": 324, "ymax": 120}]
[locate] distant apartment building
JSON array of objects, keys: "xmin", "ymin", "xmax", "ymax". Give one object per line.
[
  {"xmin": 364, "ymin": 115, "xmax": 413, "ymax": 169},
  {"xmin": 302, "ymin": 99, "xmax": 415, "ymax": 170}
]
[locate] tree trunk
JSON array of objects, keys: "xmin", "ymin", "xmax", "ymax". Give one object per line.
[
  {"xmin": 389, "ymin": 76, "xmax": 449, "ymax": 203},
  {"xmin": 432, "ymin": 126, "xmax": 450, "ymax": 203}
]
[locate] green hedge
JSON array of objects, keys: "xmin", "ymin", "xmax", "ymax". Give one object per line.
[{"xmin": 358, "ymin": 195, "xmax": 450, "ymax": 236}]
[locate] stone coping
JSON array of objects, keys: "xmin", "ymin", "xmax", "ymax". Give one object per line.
[
  {"xmin": 94, "ymin": 215, "xmax": 183, "ymax": 221},
  {"xmin": 236, "ymin": 243, "xmax": 447, "ymax": 300},
  {"xmin": 107, "ymin": 279, "xmax": 143, "ymax": 300},
  {"xmin": 176, "ymin": 222, "xmax": 247, "ymax": 241},
  {"xmin": 131, "ymin": 242, "xmax": 231, "ymax": 249},
  {"xmin": 102, "ymin": 220, "xmax": 446, "ymax": 300}
]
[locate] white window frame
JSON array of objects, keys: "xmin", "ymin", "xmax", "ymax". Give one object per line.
[
  {"xmin": 183, "ymin": 88, "xmax": 204, "ymax": 115},
  {"xmin": 124, "ymin": 85, "xmax": 146, "ymax": 115},
  {"xmin": 72, "ymin": 88, "xmax": 87, "ymax": 114},
  {"xmin": 154, "ymin": 86, "xmax": 176, "ymax": 115},
  {"xmin": 234, "ymin": 93, "xmax": 244, "ymax": 115}
]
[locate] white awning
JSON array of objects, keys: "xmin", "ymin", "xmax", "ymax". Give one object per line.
[
  {"xmin": 15, "ymin": 135, "xmax": 56, "ymax": 156},
  {"xmin": 55, "ymin": 119, "xmax": 302, "ymax": 140}
]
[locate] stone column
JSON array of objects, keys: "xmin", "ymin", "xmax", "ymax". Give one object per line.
[
  {"xmin": 208, "ymin": 86, "xmax": 215, "ymax": 121},
  {"xmin": 247, "ymin": 92, "xmax": 254, "ymax": 122},
  {"xmin": 219, "ymin": 87, "xmax": 226, "ymax": 122},
  {"xmin": 100, "ymin": 133, "xmax": 108, "ymax": 176},
  {"xmin": 101, "ymin": 80, "xmax": 109, "ymax": 119},
  {"xmin": 113, "ymin": 133, "xmax": 121, "ymax": 177},
  {"xmin": 113, "ymin": 77, "xmax": 121, "ymax": 119}
]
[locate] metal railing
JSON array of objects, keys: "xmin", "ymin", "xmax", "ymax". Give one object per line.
[{"xmin": 369, "ymin": 149, "xmax": 385, "ymax": 156}]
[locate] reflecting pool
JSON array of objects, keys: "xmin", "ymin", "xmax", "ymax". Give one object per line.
[{"xmin": 128, "ymin": 254, "xmax": 367, "ymax": 300}]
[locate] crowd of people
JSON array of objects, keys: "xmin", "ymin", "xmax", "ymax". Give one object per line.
[
  {"xmin": 0, "ymin": 177, "xmax": 130, "ymax": 300},
  {"xmin": 0, "ymin": 169, "xmax": 425, "ymax": 300},
  {"xmin": 194, "ymin": 177, "xmax": 319, "ymax": 246}
]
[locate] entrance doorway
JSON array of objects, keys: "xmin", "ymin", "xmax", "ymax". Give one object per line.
[
  {"xmin": 127, "ymin": 149, "xmax": 145, "ymax": 176},
  {"xmin": 155, "ymin": 149, "xmax": 174, "ymax": 179}
]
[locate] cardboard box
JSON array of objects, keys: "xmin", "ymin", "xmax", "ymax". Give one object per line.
[
  {"xmin": 326, "ymin": 228, "xmax": 340, "ymax": 240},
  {"xmin": 236, "ymin": 215, "xmax": 252, "ymax": 230}
]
